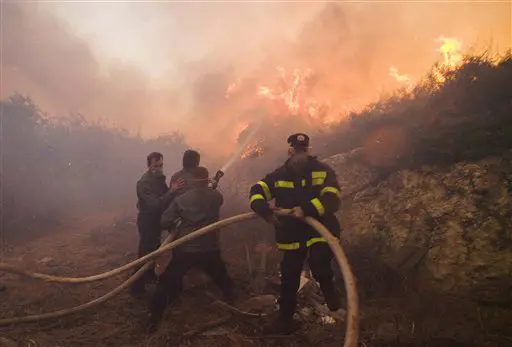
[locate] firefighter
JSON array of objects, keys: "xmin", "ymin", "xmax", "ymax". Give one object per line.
[
  {"xmin": 169, "ymin": 149, "xmax": 200, "ymax": 196},
  {"xmin": 131, "ymin": 152, "xmax": 184, "ymax": 297},
  {"xmin": 147, "ymin": 166, "xmax": 235, "ymax": 333},
  {"xmin": 249, "ymin": 133, "xmax": 342, "ymax": 334}
]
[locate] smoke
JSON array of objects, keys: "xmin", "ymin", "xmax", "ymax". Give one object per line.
[{"xmin": 2, "ymin": 1, "xmax": 510, "ymax": 162}]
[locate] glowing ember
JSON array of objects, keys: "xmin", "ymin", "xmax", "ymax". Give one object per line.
[{"xmin": 241, "ymin": 143, "xmax": 265, "ymax": 160}]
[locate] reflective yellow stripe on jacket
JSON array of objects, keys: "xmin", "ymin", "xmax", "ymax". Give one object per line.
[
  {"xmin": 275, "ymin": 181, "xmax": 294, "ymax": 188},
  {"xmin": 310, "ymin": 198, "xmax": 325, "ymax": 216},
  {"xmin": 312, "ymin": 171, "xmax": 327, "ymax": 185},
  {"xmin": 257, "ymin": 180, "xmax": 272, "ymax": 201},
  {"xmin": 250, "ymin": 194, "xmax": 265, "ymax": 204},
  {"xmin": 320, "ymin": 186, "xmax": 341, "ymax": 198}
]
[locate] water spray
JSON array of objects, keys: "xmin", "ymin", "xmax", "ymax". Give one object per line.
[{"xmin": 211, "ymin": 109, "xmax": 265, "ymax": 189}]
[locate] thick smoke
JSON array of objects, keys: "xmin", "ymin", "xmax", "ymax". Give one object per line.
[{"xmin": 2, "ymin": 1, "xmax": 510, "ymax": 159}]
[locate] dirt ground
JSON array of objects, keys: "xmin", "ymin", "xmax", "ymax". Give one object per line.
[{"xmin": 1, "ymin": 215, "xmax": 511, "ymax": 347}]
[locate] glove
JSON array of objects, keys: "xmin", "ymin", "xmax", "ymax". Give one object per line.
[{"xmin": 289, "ymin": 206, "xmax": 305, "ymax": 218}]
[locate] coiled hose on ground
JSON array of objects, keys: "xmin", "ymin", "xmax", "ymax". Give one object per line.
[{"xmin": 0, "ymin": 210, "xmax": 359, "ymax": 347}]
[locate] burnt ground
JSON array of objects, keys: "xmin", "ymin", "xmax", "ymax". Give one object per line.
[{"xmin": 0, "ymin": 215, "xmax": 511, "ymax": 347}]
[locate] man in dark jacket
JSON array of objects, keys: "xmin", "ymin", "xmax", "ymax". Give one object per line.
[
  {"xmin": 169, "ymin": 149, "xmax": 200, "ymax": 196},
  {"xmin": 131, "ymin": 152, "xmax": 184, "ymax": 297},
  {"xmin": 249, "ymin": 133, "xmax": 342, "ymax": 334},
  {"xmin": 147, "ymin": 166, "xmax": 234, "ymax": 332}
]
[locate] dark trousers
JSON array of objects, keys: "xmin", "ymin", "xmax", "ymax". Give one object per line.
[
  {"xmin": 279, "ymin": 242, "xmax": 335, "ymax": 317},
  {"xmin": 149, "ymin": 250, "xmax": 234, "ymax": 319},
  {"xmin": 131, "ymin": 213, "xmax": 161, "ymax": 292}
]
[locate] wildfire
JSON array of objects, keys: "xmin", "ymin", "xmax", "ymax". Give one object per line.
[
  {"xmin": 256, "ymin": 66, "xmax": 315, "ymax": 118},
  {"xmin": 437, "ymin": 36, "xmax": 463, "ymax": 68},
  {"xmin": 241, "ymin": 141, "xmax": 265, "ymax": 160},
  {"xmin": 389, "ymin": 36, "xmax": 463, "ymax": 86},
  {"xmin": 228, "ymin": 34, "xmax": 465, "ymax": 149}
]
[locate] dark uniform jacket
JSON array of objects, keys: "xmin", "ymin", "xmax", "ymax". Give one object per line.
[
  {"xmin": 169, "ymin": 168, "xmax": 195, "ymax": 197},
  {"xmin": 249, "ymin": 156, "xmax": 341, "ymax": 250},
  {"xmin": 161, "ymin": 186, "xmax": 224, "ymax": 253},
  {"xmin": 136, "ymin": 171, "xmax": 175, "ymax": 217}
]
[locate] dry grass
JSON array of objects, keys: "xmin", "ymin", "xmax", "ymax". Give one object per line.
[{"xmin": 1, "ymin": 216, "xmax": 511, "ymax": 347}]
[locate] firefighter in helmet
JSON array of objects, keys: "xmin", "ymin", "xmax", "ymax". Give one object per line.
[{"xmin": 249, "ymin": 133, "xmax": 342, "ymax": 334}]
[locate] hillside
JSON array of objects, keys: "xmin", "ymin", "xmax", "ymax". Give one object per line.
[
  {"xmin": 0, "ymin": 95, "xmax": 187, "ymax": 239},
  {"xmin": 1, "ymin": 54, "xmax": 512, "ymax": 346}
]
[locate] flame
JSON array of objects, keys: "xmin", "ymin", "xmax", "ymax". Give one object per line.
[
  {"xmin": 227, "ymin": 34, "xmax": 465, "ymax": 149},
  {"xmin": 433, "ymin": 36, "xmax": 464, "ymax": 83},
  {"xmin": 437, "ymin": 36, "xmax": 463, "ymax": 68},
  {"xmin": 256, "ymin": 67, "xmax": 315, "ymax": 118}
]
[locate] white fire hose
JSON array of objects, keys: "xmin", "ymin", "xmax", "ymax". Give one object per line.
[{"xmin": 0, "ymin": 210, "xmax": 359, "ymax": 347}]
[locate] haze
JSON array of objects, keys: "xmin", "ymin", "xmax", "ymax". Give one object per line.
[{"xmin": 2, "ymin": 0, "xmax": 511, "ymax": 156}]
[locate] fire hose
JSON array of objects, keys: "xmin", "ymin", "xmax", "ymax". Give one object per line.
[{"xmin": 0, "ymin": 210, "xmax": 359, "ymax": 347}]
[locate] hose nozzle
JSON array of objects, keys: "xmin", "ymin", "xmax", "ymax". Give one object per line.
[{"xmin": 211, "ymin": 170, "xmax": 224, "ymax": 190}]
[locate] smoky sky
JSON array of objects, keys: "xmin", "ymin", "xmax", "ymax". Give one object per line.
[{"xmin": 2, "ymin": 1, "xmax": 510, "ymax": 158}]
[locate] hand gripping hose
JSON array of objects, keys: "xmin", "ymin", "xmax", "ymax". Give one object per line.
[{"xmin": 0, "ymin": 211, "xmax": 359, "ymax": 347}]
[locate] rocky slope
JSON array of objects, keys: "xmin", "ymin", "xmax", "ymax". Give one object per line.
[{"xmin": 326, "ymin": 148, "xmax": 512, "ymax": 305}]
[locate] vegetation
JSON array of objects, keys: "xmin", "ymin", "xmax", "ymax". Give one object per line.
[
  {"xmin": 318, "ymin": 53, "xmax": 512, "ymax": 170},
  {"xmin": 2, "ymin": 53, "xmax": 511, "ymax": 236},
  {"xmin": 1, "ymin": 95, "xmax": 187, "ymax": 236}
]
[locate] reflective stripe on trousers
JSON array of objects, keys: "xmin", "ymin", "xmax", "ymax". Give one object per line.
[{"xmin": 277, "ymin": 237, "xmax": 328, "ymax": 250}]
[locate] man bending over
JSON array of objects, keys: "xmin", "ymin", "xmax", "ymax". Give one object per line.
[{"xmin": 147, "ymin": 166, "xmax": 235, "ymax": 332}]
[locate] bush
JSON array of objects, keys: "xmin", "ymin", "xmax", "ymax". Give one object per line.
[
  {"xmin": 318, "ymin": 53, "xmax": 512, "ymax": 169},
  {"xmin": 0, "ymin": 94, "xmax": 187, "ymax": 235}
]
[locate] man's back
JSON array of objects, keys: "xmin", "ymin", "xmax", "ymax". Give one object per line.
[
  {"xmin": 175, "ymin": 187, "xmax": 223, "ymax": 229},
  {"xmin": 161, "ymin": 186, "xmax": 223, "ymax": 253},
  {"xmin": 169, "ymin": 168, "xmax": 194, "ymax": 196}
]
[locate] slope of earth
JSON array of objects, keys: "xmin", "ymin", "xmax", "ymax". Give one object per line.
[
  {"xmin": 1, "ymin": 214, "xmax": 510, "ymax": 347},
  {"xmin": 326, "ymin": 149, "xmax": 512, "ymax": 305}
]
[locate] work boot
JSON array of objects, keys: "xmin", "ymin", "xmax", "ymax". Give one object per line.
[
  {"xmin": 262, "ymin": 314, "xmax": 301, "ymax": 335},
  {"xmin": 223, "ymin": 287, "xmax": 237, "ymax": 305},
  {"xmin": 145, "ymin": 312, "xmax": 162, "ymax": 335},
  {"xmin": 130, "ymin": 284, "xmax": 146, "ymax": 299},
  {"xmin": 323, "ymin": 287, "xmax": 341, "ymax": 312}
]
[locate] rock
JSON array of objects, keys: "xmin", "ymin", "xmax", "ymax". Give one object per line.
[
  {"xmin": 326, "ymin": 150, "xmax": 512, "ymax": 302},
  {"xmin": 242, "ymin": 294, "xmax": 277, "ymax": 313},
  {"xmin": 39, "ymin": 257, "xmax": 53, "ymax": 264}
]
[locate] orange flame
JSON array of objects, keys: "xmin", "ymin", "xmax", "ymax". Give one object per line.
[
  {"xmin": 437, "ymin": 36, "xmax": 463, "ymax": 68},
  {"xmin": 228, "ymin": 35, "xmax": 464, "ymax": 148}
]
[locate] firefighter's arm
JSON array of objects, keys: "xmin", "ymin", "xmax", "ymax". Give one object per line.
[
  {"xmin": 249, "ymin": 174, "xmax": 275, "ymax": 218},
  {"xmin": 300, "ymin": 166, "xmax": 341, "ymax": 219}
]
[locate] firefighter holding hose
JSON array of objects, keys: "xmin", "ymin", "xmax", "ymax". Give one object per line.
[
  {"xmin": 249, "ymin": 133, "xmax": 342, "ymax": 335},
  {"xmin": 147, "ymin": 166, "xmax": 235, "ymax": 333}
]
